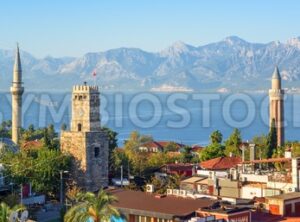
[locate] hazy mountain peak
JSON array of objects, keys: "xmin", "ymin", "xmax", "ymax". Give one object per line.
[
  {"xmin": 1, "ymin": 36, "xmax": 300, "ymax": 91},
  {"xmin": 160, "ymin": 41, "xmax": 195, "ymax": 57},
  {"xmin": 286, "ymin": 37, "xmax": 300, "ymax": 49},
  {"xmin": 223, "ymin": 36, "xmax": 247, "ymax": 45}
]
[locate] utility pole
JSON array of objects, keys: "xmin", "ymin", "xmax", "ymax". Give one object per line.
[
  {"xmin": 128, "ymin": 162, "xmax": 130, "ymax": 180},
  {"xmin": 120, "ymin": 165, "xmax": 123, "ymax": 188},
  {"xmin": 60, "ymin": 171, "xmax": 63, "ymax": 205},
  {"xmin": 20, "ymin": 184, "xmax": 23, "ymax": 205},
  {"xmin": 60, "ymin": 170, "xmax": 69, "ymax": 206}
]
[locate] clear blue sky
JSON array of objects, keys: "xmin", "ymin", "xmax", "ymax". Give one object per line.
[{"xmin": 1, "ymin": 0, "xmax": 300, "ymax": 58}]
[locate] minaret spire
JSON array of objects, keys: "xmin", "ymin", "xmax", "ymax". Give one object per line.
[
  {"xmin": 10, "ymin": 43, "xmax": 24, "ymax": 144},
  {"xmin": 13, "ymin": 43, "xmax": 22, "ymax": 83},
  {"xmin": 269, "ymin": 66, "xmax": 284, "ymax": 147}
]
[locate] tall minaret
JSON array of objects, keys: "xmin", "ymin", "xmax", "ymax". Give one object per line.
[
  {"xmin": 10, "ymin": 44, "xmax": 24, "ymax": 144},
  {"xmin": 269, "ymin": 66, "xmax": 284, "ymax": 147}
]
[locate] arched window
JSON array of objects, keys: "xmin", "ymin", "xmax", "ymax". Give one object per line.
[
  {"xmin": 94, "ymin": 147, "xmax": 100, "ymax": 158},
  {"xmin": 74, "ymin": 95, "xmax": 78, "ymax": 100},
  {"xmin": 78, "ymin": 123, "xmax": 82, "ymax": 132},
  {"xmin": 79, "ymin": 95, "xmax": 83, "ymax": 100}
]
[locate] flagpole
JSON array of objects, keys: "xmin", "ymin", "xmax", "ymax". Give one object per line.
[{"xmin": 93, "ymin": 70, "xmax": 97, "ymax": 86}]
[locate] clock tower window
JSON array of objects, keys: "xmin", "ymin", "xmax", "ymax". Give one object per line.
[{"xmin": 78, "ymin": 123, "xmax": 82, "ymax": 132}]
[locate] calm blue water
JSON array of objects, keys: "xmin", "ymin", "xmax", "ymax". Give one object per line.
[{"xmin": 1, "ymin": 92, "xmax": 300, "ymax": 146}]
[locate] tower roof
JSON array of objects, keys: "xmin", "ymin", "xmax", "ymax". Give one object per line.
[
  {"xmin": 13, "ymin": 43, "xmax": 22, "ymax": 82},
  {"xmin": 272, "ymin": 66, "xmax": 281, "ymax": 79}
]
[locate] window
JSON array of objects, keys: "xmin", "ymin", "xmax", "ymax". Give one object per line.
[
  {"xmin": 94, "ymin": 147, "xmax": 100, "ymax": 158},
  {"xmin": 78, "ymin": 123, "xmax": 82, "ymax": 132},
  {"xmin": 79, "ymin": 95, "xmax": 83, "ymax": 100},
  {"xmin": 74, "ymin": 95, "xmax": 77, "ymax": 100}
]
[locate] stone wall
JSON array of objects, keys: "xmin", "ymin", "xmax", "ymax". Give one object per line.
[{"xmin": 60, "ymin": 130, "xmax": 109, "ymax": 191}]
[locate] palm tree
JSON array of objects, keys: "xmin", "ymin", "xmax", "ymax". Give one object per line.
[
  {"xmin": 0, "ymin": 202, "xmax": 25, "ymax": 222},
  {"xmin": 64, "ymin": 189, "xmax": 120, "ymax": 222}
]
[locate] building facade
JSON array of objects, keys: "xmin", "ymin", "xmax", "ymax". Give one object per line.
[
  {"xmin": 269, "ymin": 66, "xmax": 284, "ymax": 146},
  {"xmin": 60, "ymin": 84, "xmax": 108, "ymax": 191},
  {"xmin": 10, "ymin": 45, "xmax": 24, "ymax": 144}
]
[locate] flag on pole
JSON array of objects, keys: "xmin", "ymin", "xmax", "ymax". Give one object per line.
[{"xmin": 92, "ymin": 70, "xmax": 97, "ymax": 85}]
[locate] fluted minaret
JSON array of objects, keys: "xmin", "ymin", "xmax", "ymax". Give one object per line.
[
  {"xmin": 10, "ymin": 44, "xmax": 24, "ymax": 144},
  {"xmin": 269, "ymin": 66, "xmax": 284, "ymax": 146}
]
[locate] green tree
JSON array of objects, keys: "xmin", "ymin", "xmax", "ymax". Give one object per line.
[
  {"xmin": 139, "ymin": 135, "xmax": 153, "ymax": 144},
  {"xmin": 224, "ymin": 128, "xmax": 242, "ymax": 157},
  {"xmin": 164, "ymin": 142, "xmax": 179, "ymax": 152},
  {"xmin": 124, "ymin": 131, "xmax": 141, "ymax": 155},
  {"xmin": 251, "ymin": 134, "xmax": 268, "ymax": 160},
  {"xmin": 64, "ymin": 189, "xmax": 120, "ymax": 222},
  {"xmin": 43, "ymin": 128, "xmax": 51, "ymax": 148},
  {"xmin": 148, "ymin": 173, "xmax": 182, "ymax": 194},
  {"xmin": 148, "ymin": 176, "xmax": 165, "ymax": 194},
  {"xmin": 0, "ymin": 120, "xmax": 12, "ymax": 138},
  {"xmin": 180, "ymin": 146, "xmax": 193, "ymax": 163},
  {"xmin": 200, "ymin": 131, "xmax": 225, "ymax": 161},
  {"xmin": 200, "ymin": 143, "xmax": 225, "ymax": 161},
  {"xmin": 166, "ymin": 173, "xmax": 182, "ymax": 189},
  {"xmin": 111, "ymin": 149, "xmax": 129, "ymax": 178},
  {"xmin": 101, "ymin": 127, "xmax": 118, "ymax": 173},
  {"xmin": 272, "ymin": 146, "xmax": 285, "ymax": 171},
  {"xmin": 47, "ymin": 124, "xmax": 56, "ymax": 140},
  {"xmin": 1, "ymin": 148, "xmax": 71, "ymax": 197},
  {"xmin": 266, "ymin": 119, "xmax": 278, "ymax": 158},
  {"xmin": 61, "ymin": 123, "xmax": 67, "ymax": 131},
  {"xmin": 0, "ymin": 202, "xmax": 25, "ymax": 222},
  {"xmin": 291, "ymin": 143, "xmax": 300, "ymax": 158},
  {"xmin": 210, "ymin": 130, "xmax": 223, "ymax": 144},
  {"xmin": 28, "ymin": 124, "xmax": 35, "ymax": 134}
]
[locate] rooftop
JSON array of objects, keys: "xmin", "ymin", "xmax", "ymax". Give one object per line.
[
  {"xmin": 22, "ymin": 140, "xmax": 44, "ymax": 150},
  {"xmin": 252, "ymin": 212, "xmax": 284, "ymax": 222},
  {"xmin": 198, "ymin": 206, "xmax": 250, "ymax": 215},
  {"xmin": 200, "ymin": 156, "xmax": 241, "ymax": 170},
  {"xmin": 0, "ymin": 137, "xmax": 19, "ymax": 153},
  {"xmin": 163, "ymin": 163, "xmax": 195, "ymax": 171},
  {"xmin": 266, "ymin": 192, "xmax": 300, "ymax": 201},
  {"xmin": 181, "ymin": 176, "xmax": 207, "ymax": 184},
  {"xmin": 242, "ymin": 157, "xmax": 291, "ymax": 164},
  {"xmin": 140, "ymin": 141, "xmax": 184, "ymax": 150},
  {"xmin": 109, "ymin": 189, "xmax": 215, "ymax": 219}
]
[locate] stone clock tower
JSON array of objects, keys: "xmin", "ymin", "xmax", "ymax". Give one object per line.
[{"xmin": 60, "ymin": 83, "xmax": 109, "ymax": 191}]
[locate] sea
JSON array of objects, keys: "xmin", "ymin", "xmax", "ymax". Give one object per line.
[{"xmin": 1, "ymin": 91, "xmax": 300, "ymax": 146}]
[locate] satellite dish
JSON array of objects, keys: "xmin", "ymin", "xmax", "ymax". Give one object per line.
[
  {"xmin": 9, "ymin": 211, "xmax": 18, "ymax": 222},
  {"xmin": 20, "ymin": 210, "xmax": 29, "ymax": 222}
]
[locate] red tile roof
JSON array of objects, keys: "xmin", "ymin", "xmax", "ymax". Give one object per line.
[
  {"xmin": 200, "ymin": 156, "xmax": 242, "ymax": 170},
  {"xmin": 22, "ymin": 140, "xmax": 44, "ymax": 150},
  {"xmin": 140, "ymin": 141, "xmax": 184, "ymax": 151},
  {"xmin": 191, "ymin": 145, "xmax": 204, "ymax": 152}
]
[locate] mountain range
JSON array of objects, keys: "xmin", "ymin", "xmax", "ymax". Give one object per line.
[{"xmin": 1, "ymin": 36, "xmax": 300, "ymax": 92}]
